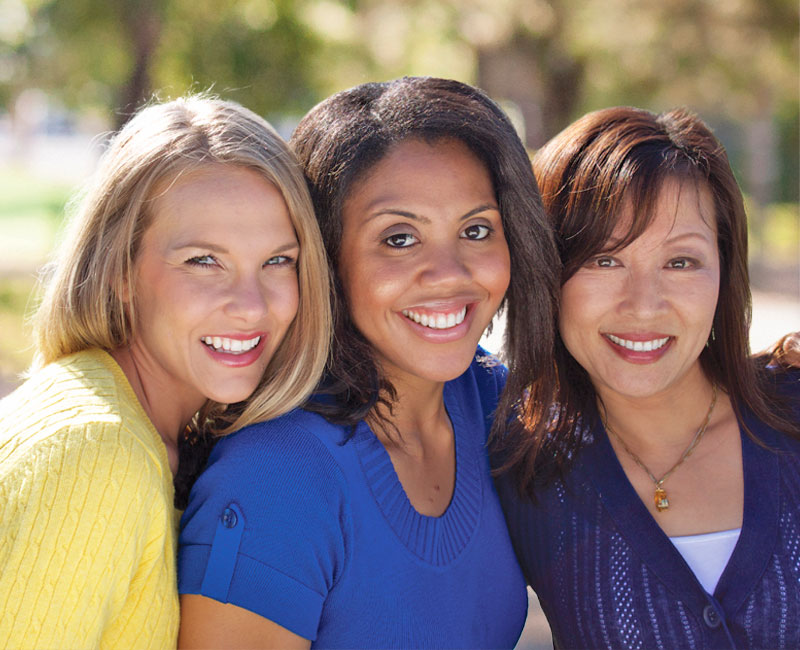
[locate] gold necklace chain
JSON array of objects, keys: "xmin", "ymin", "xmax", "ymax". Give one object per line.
[{"xmin": 604, "ymin": 384, "xmax": 718, "ymax": 512}]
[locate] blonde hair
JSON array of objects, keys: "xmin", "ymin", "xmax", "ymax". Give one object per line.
[{"xmin": 33, "ymin": 95, "xmax": 331, "ymax": 433}]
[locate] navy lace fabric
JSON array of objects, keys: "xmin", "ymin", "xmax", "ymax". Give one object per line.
[{"xmin": 497, "ymin": 375, "xmax": 800, "ymax": 649}]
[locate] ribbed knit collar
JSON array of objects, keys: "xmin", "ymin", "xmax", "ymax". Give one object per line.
[{"xmin": 352, "ymin": 379, "xmax": 483, "ymax": 566}]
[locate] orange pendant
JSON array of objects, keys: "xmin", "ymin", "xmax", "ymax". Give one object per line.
[{"xmin": 654, "ymin": 487, "xmax": 669, "ymax": 511}]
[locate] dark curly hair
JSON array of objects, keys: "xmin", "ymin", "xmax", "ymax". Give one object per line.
[{"xmin": 290, "ymin": 76, "xmax": 559, "ymax": 442}]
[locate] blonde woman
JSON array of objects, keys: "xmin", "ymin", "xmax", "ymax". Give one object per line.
[{"xmin": 0, "ymin": 96, "xmax": 330, "ymax": 649}]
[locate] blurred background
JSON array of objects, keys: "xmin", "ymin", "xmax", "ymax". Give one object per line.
[{"xmin": 0, "ymin": 1, "xmax": 797, "ymax": 646}]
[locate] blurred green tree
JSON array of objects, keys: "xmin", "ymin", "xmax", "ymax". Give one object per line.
[
  {"xmin": 2, "ymin": 0, "xmax": 797, "ymax": 206},
  {"xmin": 5, "ymin": 0, "xmax": 324, "ymax": 128}
]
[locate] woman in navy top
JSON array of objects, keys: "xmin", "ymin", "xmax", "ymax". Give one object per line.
[
  {"xmin": 178, "ymin": 77, "xmax": 560, "ymax": 648},
  {"xmin": 494, "ymin": 106, "xmax": 800, "ymax": 649}
]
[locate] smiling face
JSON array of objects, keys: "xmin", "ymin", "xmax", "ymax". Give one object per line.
[
  {"xmin": 338, "ymin": 137, "xmax": 510, "ymax": 388},
  {"xmin": 128, "ymin": 164, "xmax": 299, "ymax": 413},
  {"xmin": 559, "ymin": 178, "xmax": 720, "ymax": 402}
]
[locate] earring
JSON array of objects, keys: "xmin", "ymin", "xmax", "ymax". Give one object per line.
[{"xmin": 706, "ymin": 326, "xmax": 715, "ymax": 348}]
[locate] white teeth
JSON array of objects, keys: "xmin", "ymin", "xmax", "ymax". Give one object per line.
[
  {"xmin": 401, "ymin": 306, "xmax": 468, "ymax": 330},
  {"xmin": 607, "ymin": 334, "xmax": 670, "ymax": 352},
  {"xmin": 201, "ymin": 335, "xmax": 261, "ymax": 354}
]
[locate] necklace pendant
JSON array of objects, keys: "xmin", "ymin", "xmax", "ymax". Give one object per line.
[{"xmin": 654, "ymin": 486, "xmax": 669, "ymax": 511}]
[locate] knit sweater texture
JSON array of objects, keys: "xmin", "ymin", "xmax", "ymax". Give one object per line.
[
  {"xmin": 496, "ymin": 371, "xmax": 800, "ymax": 649},
  {"xmin": 0, "ymin": 349, "xmax": 180, "ymax": 649},
  {"xmin": 179, "ymin": 350, "xmax": 527, "ymax": 648}
]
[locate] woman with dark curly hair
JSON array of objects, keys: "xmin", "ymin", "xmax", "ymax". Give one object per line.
[{"xmin": 178, "ymin": 77, "xmax": 560, "ymax": 649}]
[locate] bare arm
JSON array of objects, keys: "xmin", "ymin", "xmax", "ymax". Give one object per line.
[{"xmin": 178, "ymin": 594, "xmax": 311, "ymax": 650}]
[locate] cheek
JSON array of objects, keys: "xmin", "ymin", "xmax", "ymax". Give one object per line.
[
  {"xmin": 557, "ymin": 278, "xmax": 598, "ymax": 362},
  {"xmin": 480, "ymin": 245, "xmax": 511, "ymax": 295},
  {"xmin": 271, "ymin": 275, "xmax": 300, "ymax": 326},
  {"xmin": 341, "ymin": 257, "xmax": 405, "ymax": 319}
]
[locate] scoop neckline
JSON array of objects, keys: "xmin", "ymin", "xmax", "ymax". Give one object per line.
[{"xmin": 352, "ymin": 380, "xmax": 483, "ymax": 565}]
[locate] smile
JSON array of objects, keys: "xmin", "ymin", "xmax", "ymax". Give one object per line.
[
  {"xmin": 201, "ymin": 335, "xmax": 262, "ymax": 354},
  {"xmin": 402, "ymin": 306, "xmax": 468, "ymax": 330},
  {"xmin": 605, "ymin": 334, "xmax": 671, "ymax": 352}
]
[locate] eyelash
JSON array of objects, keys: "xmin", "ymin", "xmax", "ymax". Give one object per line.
[
  {"xmin": 666, "ymin": 257, "xmax": 696, "ymax": 270},
  {"xmin": 381, "ymin": 224, "xmax": 494, "ymax": 249},
  {"xmin": 184, "ymin": 254, "xmax": 296, "ymax": 268},
  {"xmin": 589, "ymin": 256, "xmax": 699, "ymax": 269}
]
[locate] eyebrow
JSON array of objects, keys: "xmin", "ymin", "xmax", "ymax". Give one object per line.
[
  {"xmin": 172, "ymin": 240, "xmax": 299, "ymax": 254},
  {"xmin": 366, "ymin": 203, "xmax": 500, "ymax": 225},
  {"xmin": 605, "ymin": 229, "xmax": 715, "ymax": 249},
  {"xmin": 663, "ymin": 231, "xmax": 715, "ymax": 245}
]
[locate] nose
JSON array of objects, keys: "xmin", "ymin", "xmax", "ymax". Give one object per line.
[
  {"xmin": 224, "ymin": 273, "xmax": 269, "ymax": 323},
  {"xmin": 418, "ymin": 242, "xmax": 472, "ymax": 289},
  {"xmin": 619, "ymin": 268, "xmax": 668, "ymax": 318}
]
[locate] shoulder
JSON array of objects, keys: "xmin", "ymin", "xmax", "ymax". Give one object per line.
[
  {"xmin": 185, "ymin": 409, "xmax": 351, "ymax": 523},
  {"xmin": 1, "ymin": 351, "xmax": 171, "ymax": 509},
  {"xmin": 769, "ymin": 366, "xmax": 800, "ymax": 400},
  {"xmin": 208, "ymin": 408, "xmax": 351, "ymax": 476},
  {"xmin": 179, "ymin": 409, "xmax": 352, "ymax": 624}
]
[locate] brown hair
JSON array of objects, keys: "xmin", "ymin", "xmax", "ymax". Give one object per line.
[
  {"xmin": 501, "ymin": 106, "xmax": 799, "ymax": 495},
  {"xmin": 290, "ymin": 76, "xmax": 559, "ymax": 440}
]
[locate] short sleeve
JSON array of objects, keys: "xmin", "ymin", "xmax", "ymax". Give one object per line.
[{"xmin": 178, "ymin": 415, "xmax": 350, "ymax": 641}]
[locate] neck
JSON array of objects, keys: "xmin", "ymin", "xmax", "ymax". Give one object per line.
[
  {"xmin": 110, "ymin": 345, "xmax": 202, "ymax": 475},
  {"xmin": 597, "ymin": 366, "xmax": 716, "ymax": 452},
  {"xmin": 369, "ymin": 372, "xmax": 450, "ymax": 455}
]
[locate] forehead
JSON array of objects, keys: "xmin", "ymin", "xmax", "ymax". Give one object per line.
[
  {"xmin": 612, "ymin": 177, "xmax": 717, "ymax": 245},
  {"xmin": 343, "ymin": 137, "xmax": 492, "ymax": 212}
]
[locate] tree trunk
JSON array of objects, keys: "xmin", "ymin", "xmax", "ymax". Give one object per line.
[{"xmin": 115, "ymin": 0, "xmax": 163, "ymax": 129}]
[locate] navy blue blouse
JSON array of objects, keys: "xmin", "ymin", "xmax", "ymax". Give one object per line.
[{"xmin": 497, "ymin": 376, "xmax": 800, "ymax": 649}]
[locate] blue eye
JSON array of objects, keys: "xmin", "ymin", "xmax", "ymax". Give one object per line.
[
  {"xmin": 186, "ymin": 255, "xmax": 217, "ymax": 267},
  {"xmin": 265, "ymin": 255, "xmax": 295, "ymax": 267},
  {"xmin": 384, "ymin": 233, "xmax": 418, "ymax": 248},
  {"xmin": 462, "ymin": 224, "xmax": 491, "ymax": 240}
]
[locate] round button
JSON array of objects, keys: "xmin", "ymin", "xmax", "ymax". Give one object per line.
[
  {"xmin": 703, "ymin": 604, "xmax": 721, "ymax": 628},
  {"xmin": 221, "ymin": 507, "xmax": 238, "ymax": 529}
]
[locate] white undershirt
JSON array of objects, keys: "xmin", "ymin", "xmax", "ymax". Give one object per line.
[{"xmin": 669, "ymin": 528, "xmax": 741, "ymax": 594}]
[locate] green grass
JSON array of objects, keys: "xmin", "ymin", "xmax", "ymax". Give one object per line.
[
  {"xmin": 0, "ymin": 166, "xmax": 73, "ymax": 223},
  {"xmin": 0, "ymin": 166, "xmax": 74, "ymax": 271}
]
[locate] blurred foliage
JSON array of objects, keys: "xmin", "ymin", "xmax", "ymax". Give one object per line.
[
  {"xmin": 0, "ymin": 0, "xmax": 797, "ymax": 194},
  {"xmin": 0, "ymin": 274, "xmax": 37, "ymax": 380}
]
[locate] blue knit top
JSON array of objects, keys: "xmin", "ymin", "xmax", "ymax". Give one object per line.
[
  {"xmin": 496, "ymin": 373, "xmax": 800, "ymax": 649},
  {"xmin": 179, "ymin": 351, "xmax": 527, "ymax": 648}
]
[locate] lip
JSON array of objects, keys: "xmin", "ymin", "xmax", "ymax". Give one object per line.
[
  {"xmin": 602, "ymin": 332, "xmax": 674, "ymax": 364},
  {"xmin": 399, "ymin": 302, "xmax": 477, "ymax": 343},
  {"xmin": 201, "ymin": 332, "xmax": 268, "ymax": 368}
]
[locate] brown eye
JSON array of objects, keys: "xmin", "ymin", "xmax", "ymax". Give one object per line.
[
  {"xmin": 594, "ymin": 256, "xmax": 617, "ymax": 268},
  {"xmin": 461, "ymin": 224, "xmax": 491, "ymax": 240},
  {"xmin": 384, "ymin": 233, "xmax": 418, "ymax": 248},
  {"xmin": 667, "ymin": 258, "xmax": 694, "ymax": 269}
]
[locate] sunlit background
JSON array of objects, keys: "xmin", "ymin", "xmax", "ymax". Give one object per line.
[{"xmin": 1, "ymin": 2, "xmax": 798, "ymax": 646}]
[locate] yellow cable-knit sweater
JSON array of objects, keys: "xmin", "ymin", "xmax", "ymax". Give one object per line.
[{"xmin": 0, "ymin": 349, "xmax": 180, "ymax": 649}]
